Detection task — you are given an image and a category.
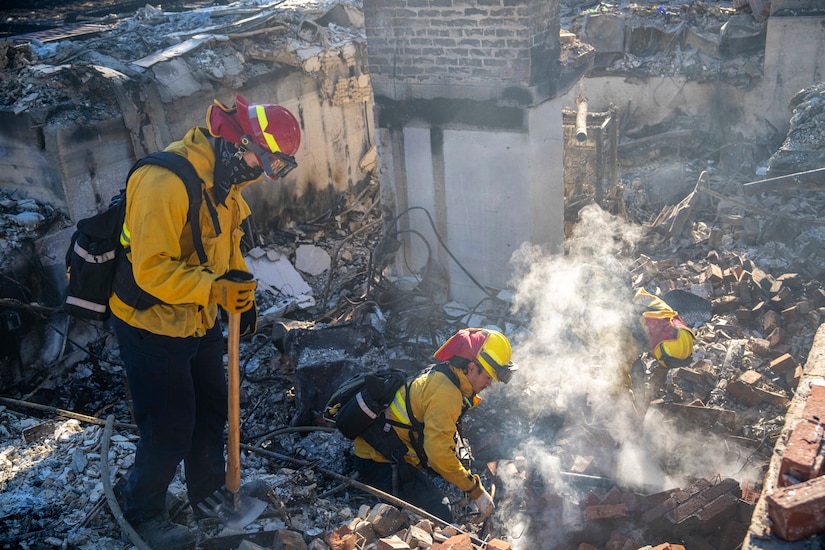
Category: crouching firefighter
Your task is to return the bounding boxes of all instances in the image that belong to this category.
[626,288,696,415]
[353,328,518,524]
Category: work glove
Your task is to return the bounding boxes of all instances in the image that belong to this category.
[209,270,256,313]
[472,485,495,521]
[240,299,258,336]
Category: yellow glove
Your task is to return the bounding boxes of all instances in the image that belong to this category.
[209,270,256,313]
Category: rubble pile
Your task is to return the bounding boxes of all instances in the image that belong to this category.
[0,0,366,118]
[766,82,825,177]
[561,0,764,83]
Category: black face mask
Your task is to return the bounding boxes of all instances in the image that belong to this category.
[213,138,263,205]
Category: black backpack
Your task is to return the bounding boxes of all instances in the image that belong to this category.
[323,368,408,440]
[63,152,212,321]
[324,364,465,467]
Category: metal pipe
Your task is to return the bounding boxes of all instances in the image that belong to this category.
[575,96,588,142]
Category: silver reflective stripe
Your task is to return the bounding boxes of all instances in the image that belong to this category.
[65,295,108,312]
[356,391,378,420]
[389,392,410,424]
[74,241,116,264]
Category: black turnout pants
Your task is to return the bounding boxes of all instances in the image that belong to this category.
[112,316,227,523]
[353,456,453,523]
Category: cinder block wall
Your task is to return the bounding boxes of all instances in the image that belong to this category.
[365,0,567,306]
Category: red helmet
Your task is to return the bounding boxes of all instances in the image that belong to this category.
[234,94,301,157]
[207,94,301,179]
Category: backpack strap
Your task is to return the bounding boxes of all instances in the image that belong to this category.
[129,151,218,264]
[388,362,467,470]
[114,152,219,310]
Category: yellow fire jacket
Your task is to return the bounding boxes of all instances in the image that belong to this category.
[353,365,484,498]
[109,127,252,337]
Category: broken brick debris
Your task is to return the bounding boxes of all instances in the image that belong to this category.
[766,475,825,541]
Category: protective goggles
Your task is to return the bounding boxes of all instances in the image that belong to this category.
[240,136,298,179]
[478,349,517,384]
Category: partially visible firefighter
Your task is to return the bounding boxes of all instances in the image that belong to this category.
[353,328,518,523]
[111,95,301,550]
[625,288,696,415]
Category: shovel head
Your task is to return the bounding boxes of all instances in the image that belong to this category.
[197,487,267,529]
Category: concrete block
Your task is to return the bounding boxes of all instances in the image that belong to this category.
[150,58,204,102]
[405,524,432,548]
[779,419,825,485]
[273,529,309,550]
[366,503,408,537]
[377,535,411,550]
[766,475,825,541]
[295,244,331,276]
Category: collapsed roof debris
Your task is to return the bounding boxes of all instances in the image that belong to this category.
[0,0,367,119]
[562,0,764,83]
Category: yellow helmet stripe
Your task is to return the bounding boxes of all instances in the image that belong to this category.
[254,105,281,153]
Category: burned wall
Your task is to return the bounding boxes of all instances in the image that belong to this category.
[0,1,377,272]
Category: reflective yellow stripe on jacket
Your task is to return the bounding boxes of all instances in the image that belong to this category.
[353,365,482,495]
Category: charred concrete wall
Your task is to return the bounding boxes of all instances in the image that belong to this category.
[0,44,376,261]
[365,0,566,305]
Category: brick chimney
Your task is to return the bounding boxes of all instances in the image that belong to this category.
[364,0,571,304]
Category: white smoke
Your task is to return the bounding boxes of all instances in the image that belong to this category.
[490,204,763,547]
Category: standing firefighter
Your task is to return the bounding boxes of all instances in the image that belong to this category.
[353,328,518,523]
[110,95,300,549]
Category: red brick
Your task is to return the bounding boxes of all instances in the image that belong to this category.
[641,496,679,523]
[695,492,738,533]
[486,539,511,550]
[571,455,595,474]
[767,326,786,347]
[778,419,825,485]
[766,475,825,541]
[726,379,763,406]
[672,479,712,503]
[585,503,628,520]
[761,309,782,334]
[781,304,799,322]
[752,385,789,407]
[431,533,472,550]
[698,477,740,502]
[666,496,707,523]
[768,353,797,375]
[802,384,825,423]
[786,366,802,390]
[600,486,623,505]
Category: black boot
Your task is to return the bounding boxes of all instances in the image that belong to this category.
[131,515,196,550]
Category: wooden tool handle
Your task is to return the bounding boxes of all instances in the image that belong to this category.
[226,312,241,494]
